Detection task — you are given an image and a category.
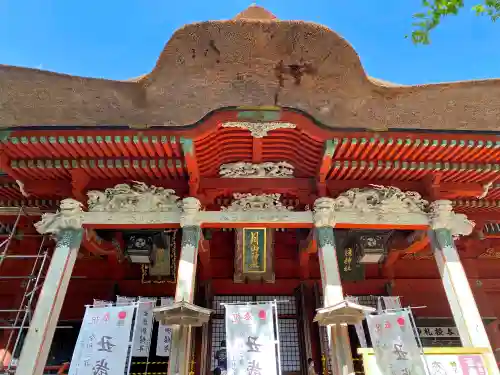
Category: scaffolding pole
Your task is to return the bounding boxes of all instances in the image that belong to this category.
[0,206,51,375]
[0,207,23,272]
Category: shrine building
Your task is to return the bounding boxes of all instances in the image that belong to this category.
[1,5,500,375]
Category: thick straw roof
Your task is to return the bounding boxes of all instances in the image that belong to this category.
[0,5,499,131]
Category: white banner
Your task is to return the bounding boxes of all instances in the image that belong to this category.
[382,296,401,310]
[366,309,426,375]
[132,297,156,357]
[225,303,278,375]
[69,304,136,375]
[116,296,136,306]
[93,299,113,307]
[377,296,401,312]
[156,297,174,357]
[346,296,367,348]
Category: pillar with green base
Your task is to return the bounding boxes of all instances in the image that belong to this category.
[168,197,202,375]
[313,197,354,375]
[430,200,500,375]
[15,199,84,375]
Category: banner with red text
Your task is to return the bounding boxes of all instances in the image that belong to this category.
[224,303,278,375]
[69,304,135,375]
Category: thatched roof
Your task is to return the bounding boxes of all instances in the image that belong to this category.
[1,5,499,131]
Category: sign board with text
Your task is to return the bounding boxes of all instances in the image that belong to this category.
[359,349,491,375]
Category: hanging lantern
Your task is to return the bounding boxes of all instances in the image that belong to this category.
[356,232,391,264]
[124,233,154,264]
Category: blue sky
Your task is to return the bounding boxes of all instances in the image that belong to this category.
[0,0,498,85]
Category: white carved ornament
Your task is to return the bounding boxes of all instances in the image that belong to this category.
[87,182,180,212]
[219,193,295,222]
[219,161,294,178]
[179,197,202,227]
[428,200,475,236]
[312,186,474,236]
[313,197,336,227]
[334,184,429,214]
[34,198,84,234]
[221,122,296,138]
[312,185,428,228]
[221,193,293,212]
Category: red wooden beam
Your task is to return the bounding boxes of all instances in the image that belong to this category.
[316,140,335,196]
[70,169,91,203]
[181,137,201,196]
[383,232,429,278]
[198,237,211,280]
[252,138,263,163]
[299,230,317,280]
[199,177,312,190]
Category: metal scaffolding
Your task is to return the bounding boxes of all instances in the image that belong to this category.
[0,207,49,375]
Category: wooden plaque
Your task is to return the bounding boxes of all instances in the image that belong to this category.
[234,228,275,283]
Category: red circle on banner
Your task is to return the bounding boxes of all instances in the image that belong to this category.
[397,317,405,326]
[258,310,266,320]
[118,311,127,319]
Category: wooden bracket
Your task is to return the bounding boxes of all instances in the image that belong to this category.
[383,231,429,278]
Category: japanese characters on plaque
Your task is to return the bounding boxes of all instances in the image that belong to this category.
[225,303,278,375]
[343,246,353,273]
[156,297,174,357]
[132,297,156,357]
[417,327,459,338]
[243,228,266,273]
[69,304,135,375]
[337,243,364,281]
[366,309,426,375]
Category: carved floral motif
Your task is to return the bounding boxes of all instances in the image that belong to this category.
[219,161,294,178]
[221,193,293,212]
[34,198,84,235]
[221,122,296,138]
[87,182,180,212]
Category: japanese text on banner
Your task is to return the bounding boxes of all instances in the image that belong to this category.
[132,297,156,357]
[225,303,278,375]
[69,304,135,375]
[156,297,174,357]
[366,309,426,375]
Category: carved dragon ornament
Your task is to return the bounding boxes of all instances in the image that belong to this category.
[312,185,474,236]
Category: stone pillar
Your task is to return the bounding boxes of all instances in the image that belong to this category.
[429,200,499,375]
[15,199,84,375]
[313,198,354,375]
[168,197,202,375]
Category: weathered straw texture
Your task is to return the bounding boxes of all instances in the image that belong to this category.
[1,9,500,131]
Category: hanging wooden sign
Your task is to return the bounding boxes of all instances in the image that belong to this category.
[234,228,275,283]
[337,243,365,281]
